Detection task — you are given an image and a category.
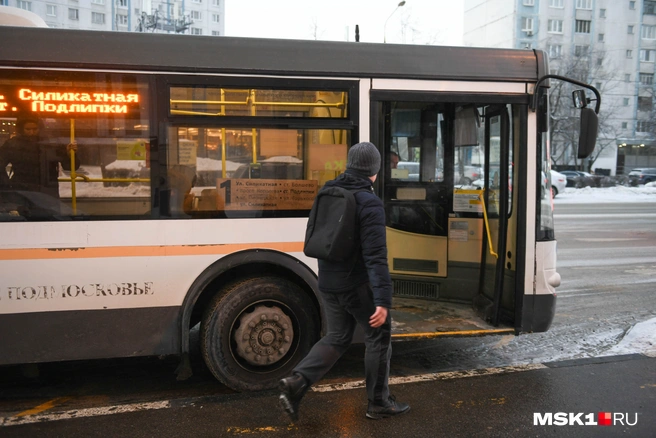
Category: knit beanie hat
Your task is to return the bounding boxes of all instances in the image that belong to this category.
[346,142,381,177]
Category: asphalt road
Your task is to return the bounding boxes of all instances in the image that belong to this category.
[1,355,654,437]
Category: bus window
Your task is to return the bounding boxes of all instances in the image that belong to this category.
[454,105,485,187]
[165,84,351,218]
[166,126,349,218]
[0,71,151,220]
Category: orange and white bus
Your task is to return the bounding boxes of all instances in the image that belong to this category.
[0,27,597,391]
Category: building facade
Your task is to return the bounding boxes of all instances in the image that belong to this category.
[1,0,225,36]
[465,0,656,175]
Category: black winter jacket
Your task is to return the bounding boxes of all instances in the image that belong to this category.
[317,170,393,308]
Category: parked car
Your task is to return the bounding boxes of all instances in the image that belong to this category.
[628,168,656,186]
[395,161,444,181]
[550,170,567,197]
[558,170,597,188]
[558,170,581,188]
[580,171,603,187]
[396,161,474,183]
[454,165,484,185]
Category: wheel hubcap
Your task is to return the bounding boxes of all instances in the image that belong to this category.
[234,305,294,366]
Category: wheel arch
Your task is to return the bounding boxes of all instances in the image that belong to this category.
[178,249,320,356]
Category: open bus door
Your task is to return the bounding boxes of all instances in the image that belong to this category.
[374,96,517,338]
[474,105,512,328]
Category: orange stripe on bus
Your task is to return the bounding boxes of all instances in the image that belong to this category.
[0,242,305,260]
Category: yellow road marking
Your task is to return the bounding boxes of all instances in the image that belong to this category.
[451,397,507,408]
[16,397,71,417]
[392,328,515,339]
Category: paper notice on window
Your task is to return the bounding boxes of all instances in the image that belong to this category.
[178,139,197,165]
[453,189,483,213]
[449,220,469,241]
[116,140,148,161]
[216,178,317,210]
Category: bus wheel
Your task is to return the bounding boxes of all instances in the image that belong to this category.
[200,276,319,392]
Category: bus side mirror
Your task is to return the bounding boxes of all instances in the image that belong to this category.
[572,89,587,108]
[577,107,598,159]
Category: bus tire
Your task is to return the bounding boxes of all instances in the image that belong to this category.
[200,276,320,392]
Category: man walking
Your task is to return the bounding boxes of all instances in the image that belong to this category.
[279,141,409,421]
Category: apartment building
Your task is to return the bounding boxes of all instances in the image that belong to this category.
[1,0,225,36]
[464,0,656,175]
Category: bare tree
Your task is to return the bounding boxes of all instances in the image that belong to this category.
[308,17,325,41]
[394,8,445,45]
[545,47,620,172]
[398,12,419,44]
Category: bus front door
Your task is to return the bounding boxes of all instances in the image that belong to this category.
[375,99,515,337]
[474,106,511,328]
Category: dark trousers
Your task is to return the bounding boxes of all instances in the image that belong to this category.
[293,282,392,403]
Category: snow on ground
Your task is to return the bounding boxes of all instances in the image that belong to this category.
[601,317,656,358]
[554,182,656,203]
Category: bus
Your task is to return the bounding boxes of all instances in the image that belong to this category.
[0,27,598,392]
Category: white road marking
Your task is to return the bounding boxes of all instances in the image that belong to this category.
[554,213,656,219]
[0,401,170,427]
[574,238,644,242]
[310,363,547,392]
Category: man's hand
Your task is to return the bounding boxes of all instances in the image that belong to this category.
[66,141,78,156]
[369,306,388,328]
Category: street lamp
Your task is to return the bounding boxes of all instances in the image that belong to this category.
[384,1,406,43]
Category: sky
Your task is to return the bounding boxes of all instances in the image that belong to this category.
[224,0,465,46]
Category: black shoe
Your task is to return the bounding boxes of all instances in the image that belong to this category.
[366,395,410,420]
[278,373,307,421]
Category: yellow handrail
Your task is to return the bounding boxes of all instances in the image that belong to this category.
[478,190,498,259]
[170,99,345,108]
[58,175,150,183]
[58,174,150,215]
[69,119,77,214]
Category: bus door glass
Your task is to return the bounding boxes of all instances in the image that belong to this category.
[476,105,512,327]
[377,98,516,332]
[384,102,449,285]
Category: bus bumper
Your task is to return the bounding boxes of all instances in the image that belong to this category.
[521,293,557,333]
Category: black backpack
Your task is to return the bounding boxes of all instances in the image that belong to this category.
[303,186,364,262]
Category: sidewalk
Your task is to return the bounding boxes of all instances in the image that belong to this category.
[2,354,654,437]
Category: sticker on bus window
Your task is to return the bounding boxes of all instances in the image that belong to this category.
[449,220,469,241]
[216,178,317,211]
[116,140,148,161]
[453,189,483,213]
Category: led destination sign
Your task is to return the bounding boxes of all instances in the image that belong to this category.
[0,88,140,115]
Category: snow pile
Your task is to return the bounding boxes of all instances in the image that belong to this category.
[601,317,656,358]
[196,157,241,172]
[554,183,656,204]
